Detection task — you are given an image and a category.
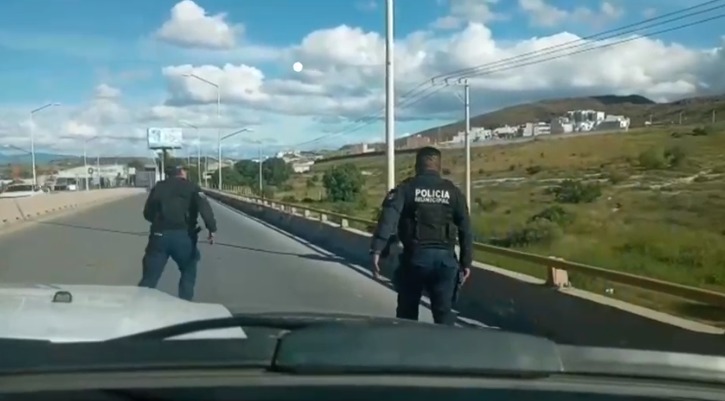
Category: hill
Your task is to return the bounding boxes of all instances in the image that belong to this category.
[0,152,74,165]
[277,125,725,326]
[362,93,725,148]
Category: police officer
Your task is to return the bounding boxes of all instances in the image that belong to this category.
[369,146,473,325]
[139,163,217,301]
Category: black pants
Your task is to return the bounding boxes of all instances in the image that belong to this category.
[394,248,460,325]
[139,229,200,301]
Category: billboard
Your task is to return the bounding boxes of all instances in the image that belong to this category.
[147,127,183,149]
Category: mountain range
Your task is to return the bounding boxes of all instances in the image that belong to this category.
[397,93,725,146]
[0,152,75,165]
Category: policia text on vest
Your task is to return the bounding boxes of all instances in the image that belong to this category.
[414,188,451,204]
[369,146,474,326]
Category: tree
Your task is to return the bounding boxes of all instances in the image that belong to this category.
[322,163,364,202]
[209,166,247,188]
[262,157,293,186]
[228,157,294,190]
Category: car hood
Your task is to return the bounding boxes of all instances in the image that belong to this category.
[0,284,247,343]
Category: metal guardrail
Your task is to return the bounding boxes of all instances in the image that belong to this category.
[210,187,725,308]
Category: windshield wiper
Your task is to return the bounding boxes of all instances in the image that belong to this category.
[109,312,422,341]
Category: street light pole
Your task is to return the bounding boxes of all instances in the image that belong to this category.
[83,140,88,191]
[183,73,221,189]
[96,154,101,189]
[219,128,253,159]
[385,0,395,191]
[463,80,471,210]
[82,136,99,191]
[216,90,221,190]
[444,78,472,211]
[258,146,263,196]
[29,103,60,187]
[180,121,202,185]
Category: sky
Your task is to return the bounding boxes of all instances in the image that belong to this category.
[0,0,723,159]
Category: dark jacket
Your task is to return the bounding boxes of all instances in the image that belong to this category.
[143,176,217,233]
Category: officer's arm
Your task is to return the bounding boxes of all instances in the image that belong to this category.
[193,187,218,233]
[452,187,473,267]
[142,185,159,223]
[370,185,406,254]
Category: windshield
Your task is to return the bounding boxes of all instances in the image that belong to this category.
[1,0,725,378]
[3,185,34,192]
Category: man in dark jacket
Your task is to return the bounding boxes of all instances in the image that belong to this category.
[139,163,217,301]
[369,146,473,325]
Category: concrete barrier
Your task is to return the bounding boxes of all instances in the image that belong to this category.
[205,189,725,356]
[0,188,145,230]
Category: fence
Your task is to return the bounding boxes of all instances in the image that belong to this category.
[214,186,725,308]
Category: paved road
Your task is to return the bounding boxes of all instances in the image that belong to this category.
[0,195,434,321]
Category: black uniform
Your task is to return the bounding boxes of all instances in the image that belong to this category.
[370,170,473,325]
[139,166,217,301]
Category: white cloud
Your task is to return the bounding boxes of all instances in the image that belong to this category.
[518,0,624,28]
[94,83,122,100]
[432,0,505,30]
[159,22,724,135]
[156,0,241,50]
[3,0,725,156]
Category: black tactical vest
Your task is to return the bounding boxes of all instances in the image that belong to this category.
[399,177,457,250]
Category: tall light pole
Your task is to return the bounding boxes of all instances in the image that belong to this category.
[29,103,60,187]
[385,0,395,191]
[82,136,99,191]
[183,73,221,188]
[180,120,202,185]
[219,128,253,190]
[444,78,472,211]
[242,138,276,196]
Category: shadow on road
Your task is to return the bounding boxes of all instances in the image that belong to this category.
[37,222,355,264]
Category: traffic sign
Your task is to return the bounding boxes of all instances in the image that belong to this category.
[88,167,94,174]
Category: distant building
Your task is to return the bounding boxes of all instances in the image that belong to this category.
[403,134,431,149]
[345,143,374,155]
[551,117,574,134]
[521,122,551,137]
[492,125,518,139]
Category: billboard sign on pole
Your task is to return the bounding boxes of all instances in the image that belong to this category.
[147,127,183,150]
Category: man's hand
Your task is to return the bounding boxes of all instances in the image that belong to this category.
[460,267,471,286]
[371,252,381,280]
[208,231,215,245]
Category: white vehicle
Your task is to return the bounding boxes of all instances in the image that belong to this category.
[0,284,247,342]
[0,183,44,199]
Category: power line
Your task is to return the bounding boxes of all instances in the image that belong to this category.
[331,2,725,144]
[295,0,725,148]
[398,7,725,114]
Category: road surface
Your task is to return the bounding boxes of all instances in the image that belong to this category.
[0,194,434,321]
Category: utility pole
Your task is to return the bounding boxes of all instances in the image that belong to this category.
[258,147,263,196]
[444,78,471,211]
[463,80,471,210]
[384,0,395,191]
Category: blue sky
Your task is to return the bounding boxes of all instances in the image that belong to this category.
[0,0,723,158]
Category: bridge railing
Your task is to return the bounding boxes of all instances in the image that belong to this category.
[213,185,725,308]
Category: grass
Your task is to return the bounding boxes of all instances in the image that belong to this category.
[262,125,725,327]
